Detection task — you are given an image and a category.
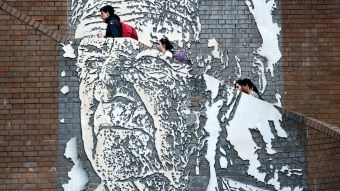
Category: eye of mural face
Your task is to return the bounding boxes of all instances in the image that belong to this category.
[86,58,104,72]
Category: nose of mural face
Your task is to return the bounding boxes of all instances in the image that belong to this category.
[77,38,202,190]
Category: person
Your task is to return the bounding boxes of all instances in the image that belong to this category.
[234,79,243,91]
[98,5,122,38]
[234,78,263,100]
[156,37,192,66]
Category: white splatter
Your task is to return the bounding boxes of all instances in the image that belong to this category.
[235,55,242,78]
[60,119,65,123]
[246,0,281,76]
[61,71,66,77]
[274,93,282,107]
[61,42,76,59]
[60,86,70,94]
[62,137,89,191]
[203,74,224,191]
[208,38,221,59]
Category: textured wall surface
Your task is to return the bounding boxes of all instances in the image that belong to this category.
[281,0,340,126]
[0,0,339,190]
[0,0,67,190]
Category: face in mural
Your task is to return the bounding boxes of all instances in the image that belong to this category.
[69,0,307,190]
[77,38,202,190]
[72,0,201,47]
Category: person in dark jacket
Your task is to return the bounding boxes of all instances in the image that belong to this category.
[98,5,122,38]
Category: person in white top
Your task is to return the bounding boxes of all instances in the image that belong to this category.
[234,78,263,100]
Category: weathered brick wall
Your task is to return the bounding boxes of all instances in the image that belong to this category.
[305,120,340,190]
[281,0,340,126]
[0,0,67,190]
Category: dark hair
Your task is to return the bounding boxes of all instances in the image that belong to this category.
[234,79,243,88]
[159,37,174,51]
[236,78,263,100]
[100,5,115,16]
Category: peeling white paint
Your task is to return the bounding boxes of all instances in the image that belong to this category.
[275,92,282,107]
[60,86,70,94]
[235,55,242,78]
[203,74,224,191]
[246,0,281,76]
[226,93,287,182]
[208,38,221,59]
[61,42,76,59]
[62,137,89,191]
[61,71,66,77]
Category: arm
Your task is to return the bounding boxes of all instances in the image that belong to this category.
[106,20,121,38]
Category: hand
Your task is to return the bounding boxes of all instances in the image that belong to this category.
[97,32,104,38]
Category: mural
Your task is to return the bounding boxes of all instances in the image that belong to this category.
[60,0,307,190]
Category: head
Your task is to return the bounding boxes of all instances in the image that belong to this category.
[234,80,243,91]
[76,38,201,190]
[157,38,174,53]
[100,5,115,21]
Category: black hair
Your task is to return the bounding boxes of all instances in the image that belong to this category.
[234,79,243,88]
[100,5,115,16]
[159,37,174,51]
[236,78,263,100]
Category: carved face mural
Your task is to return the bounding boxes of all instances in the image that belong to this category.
[63,0,308,190]
[77,38,202,190]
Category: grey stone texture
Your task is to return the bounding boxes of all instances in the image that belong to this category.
[57,0,305,190]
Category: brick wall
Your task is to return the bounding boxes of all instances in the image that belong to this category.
[305,120,340,190]
[278,108,340,191]
[281,0,340,126]
[0,0,67,190]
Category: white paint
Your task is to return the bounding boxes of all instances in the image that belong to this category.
[60,119,65,123]
[60,86,70,94]
[219,156,228,169]
[254,57,267,93]
[62,137,89,191]
[208,38,221,59]
[267,169,303,191]
[226,93,287,182]
[246,0,281,76]
[235,55,242,78]
[222,178,270,191]
[280,165,303,177]
[203,74,224,191]
[61,71,66,77]
[274,93,282,107]
[61,42,76,59]
[204,74,220,100]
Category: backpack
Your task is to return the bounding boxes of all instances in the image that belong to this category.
[120,21,138,41]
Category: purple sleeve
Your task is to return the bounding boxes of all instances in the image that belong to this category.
[172,51,191,65]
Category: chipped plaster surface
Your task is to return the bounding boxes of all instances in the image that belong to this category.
[59,0,306,190]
